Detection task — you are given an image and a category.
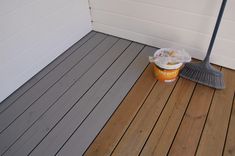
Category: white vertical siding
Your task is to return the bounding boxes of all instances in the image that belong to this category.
[0,0,92,102]
[90,0,235,69]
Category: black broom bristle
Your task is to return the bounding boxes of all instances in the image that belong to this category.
[180,62,225,89]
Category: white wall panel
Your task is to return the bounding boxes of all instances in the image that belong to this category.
[90,0,235,69]
[0,0,91,102]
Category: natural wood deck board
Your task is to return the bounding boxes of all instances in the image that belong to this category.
[224,95,235,156]
[111,78,177,155]
[196,68,235,156]
[87,64,235,156]
[0,31,234,156]
[168,84,214,156]
[140,78,196,156]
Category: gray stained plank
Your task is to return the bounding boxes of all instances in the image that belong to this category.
[57,46,156,156]
[0,35,118,154]
[0,33,106,133]
[4,39,132,156]
[28,41,139,156]
[0,31,96,113]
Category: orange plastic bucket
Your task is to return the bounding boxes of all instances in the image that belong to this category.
[152,63,180,82]
[150,48,186,82]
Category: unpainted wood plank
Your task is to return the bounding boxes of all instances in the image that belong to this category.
[0,33,106,133]
[4,39,132,156]
[110,80,177,156]
[56,46,156,156]
[84,64,157,156]
[139,78,196,156]
[0,31,96,113]
[224,94,235,156]
[196,68,235,156]
[168,84,214,156]
[0,35,118,155]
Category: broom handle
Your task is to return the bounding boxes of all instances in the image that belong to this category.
[204,0,227,62]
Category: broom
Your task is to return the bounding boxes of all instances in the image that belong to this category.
[180,0,227,89]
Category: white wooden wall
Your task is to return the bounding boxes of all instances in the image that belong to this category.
[0,0,91,102]
[90,0,235,69]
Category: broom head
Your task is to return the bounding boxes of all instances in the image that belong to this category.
[180,61,225,89]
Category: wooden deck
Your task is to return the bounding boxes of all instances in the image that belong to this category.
[0,31,234,156]
[85,65,235,155]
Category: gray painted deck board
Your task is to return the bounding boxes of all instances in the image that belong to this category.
[0,33,106,133]
[29,42,142,156]
[0,32,157,156]
[57,46,156,156]
[0,31,96,113]
[0,35,118,154]
[5,39,133,156]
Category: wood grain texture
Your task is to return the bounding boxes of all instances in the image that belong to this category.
[111,80,177,156]
[140,78,196,156]
[196,68,235,156]
[84,64,156,156]
[168,84,214,156]
[224,94,235,156]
